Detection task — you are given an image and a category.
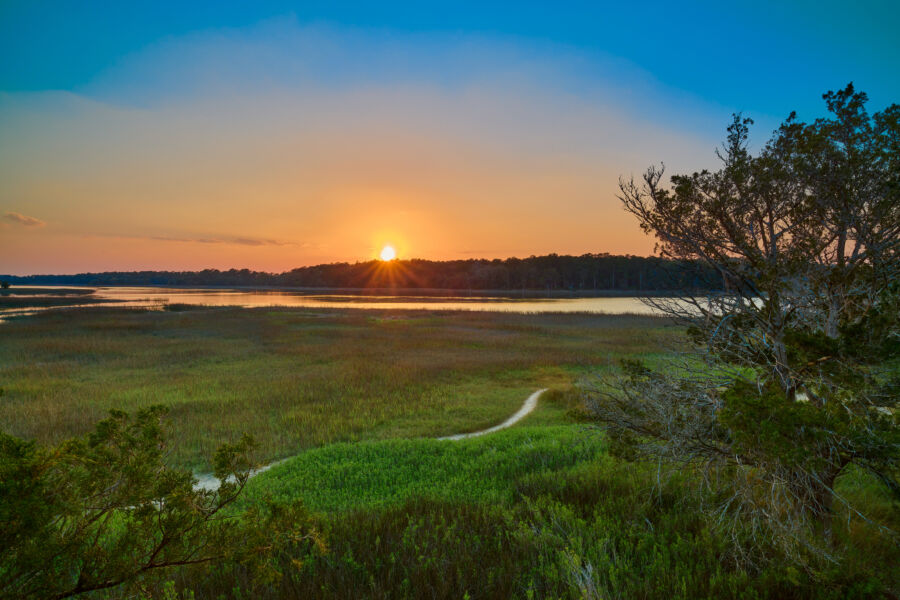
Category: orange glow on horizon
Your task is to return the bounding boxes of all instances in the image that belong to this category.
[0,75,682,275]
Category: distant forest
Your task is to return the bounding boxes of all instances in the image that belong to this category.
[2,254,722,293]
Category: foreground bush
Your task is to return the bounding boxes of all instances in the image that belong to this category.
[0,407,319,599]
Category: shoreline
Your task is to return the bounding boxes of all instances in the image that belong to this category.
[1,283,682,299]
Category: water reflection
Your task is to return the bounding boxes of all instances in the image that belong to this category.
[1,285,665,320]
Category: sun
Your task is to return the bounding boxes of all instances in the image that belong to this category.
[379,245,397,261]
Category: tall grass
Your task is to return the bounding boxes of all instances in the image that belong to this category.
[157,424,897,599]
[0,306,677,468]
[4,305,896,598]
[239,425,605,512]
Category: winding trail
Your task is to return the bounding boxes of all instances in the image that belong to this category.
[436,388,547,440]
[193,388,547,492]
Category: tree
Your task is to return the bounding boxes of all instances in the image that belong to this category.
[588,84,900,564]
[0,406,321,599]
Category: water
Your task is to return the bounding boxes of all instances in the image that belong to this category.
[1,285,664,319]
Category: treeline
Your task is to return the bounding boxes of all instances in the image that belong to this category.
[2,253,722,292]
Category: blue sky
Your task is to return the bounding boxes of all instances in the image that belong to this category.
[3,0,898,118]
[1,1,898,274]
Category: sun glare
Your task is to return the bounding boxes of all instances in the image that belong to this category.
[379,245,397,261]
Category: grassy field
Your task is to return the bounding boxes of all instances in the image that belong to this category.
[239,417,601,513]
[3,305,898,598]
[0,305,677,469]
[177,400,899,599]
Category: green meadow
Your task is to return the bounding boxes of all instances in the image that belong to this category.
[198,397,898,599]
[0,306,675,470]
[2,306,897,598]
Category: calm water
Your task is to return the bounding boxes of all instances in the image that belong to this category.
[1,285,664,319]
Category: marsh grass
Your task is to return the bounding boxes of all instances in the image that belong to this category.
[4,306,896,598]
[162,423,898,599]
[0,306,676,469]
[211,392,896,599]
[239,425,605,513]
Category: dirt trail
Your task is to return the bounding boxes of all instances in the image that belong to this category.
[193,388,547,492]
[436,388,546,440]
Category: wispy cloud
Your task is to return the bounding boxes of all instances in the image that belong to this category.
[2,212,45,227]
[148,235,299,247]
[86,232,307,248]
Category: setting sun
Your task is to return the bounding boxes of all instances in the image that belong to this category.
[379,245,397,261]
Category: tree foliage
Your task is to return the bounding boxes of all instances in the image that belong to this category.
[3,254,719,293]
[0,406,321,599]
[589,84,900,564]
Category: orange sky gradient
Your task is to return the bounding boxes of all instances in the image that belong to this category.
[0,21,724,275]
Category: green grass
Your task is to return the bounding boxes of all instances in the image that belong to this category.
[177,428,898,600]
[3,305,898,598]
[240,425,604,513]
[217,386,897,599]
[0,306,677,469]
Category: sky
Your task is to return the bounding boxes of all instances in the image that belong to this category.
[1,1,898,275]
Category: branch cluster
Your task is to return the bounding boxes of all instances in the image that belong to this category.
[0,407,322,599]
[590,84,900,565]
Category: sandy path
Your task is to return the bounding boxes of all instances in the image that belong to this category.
[436,388,547,440]
[193,388,547,492]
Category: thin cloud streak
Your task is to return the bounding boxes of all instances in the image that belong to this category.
[81,232,307,248]
[148,235,300,247]
[2,212,45,227]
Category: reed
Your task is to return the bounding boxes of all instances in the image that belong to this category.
[0,306,677,469]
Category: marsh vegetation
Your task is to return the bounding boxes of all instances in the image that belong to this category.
[0,306,675,470]
[2,305,897,598]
